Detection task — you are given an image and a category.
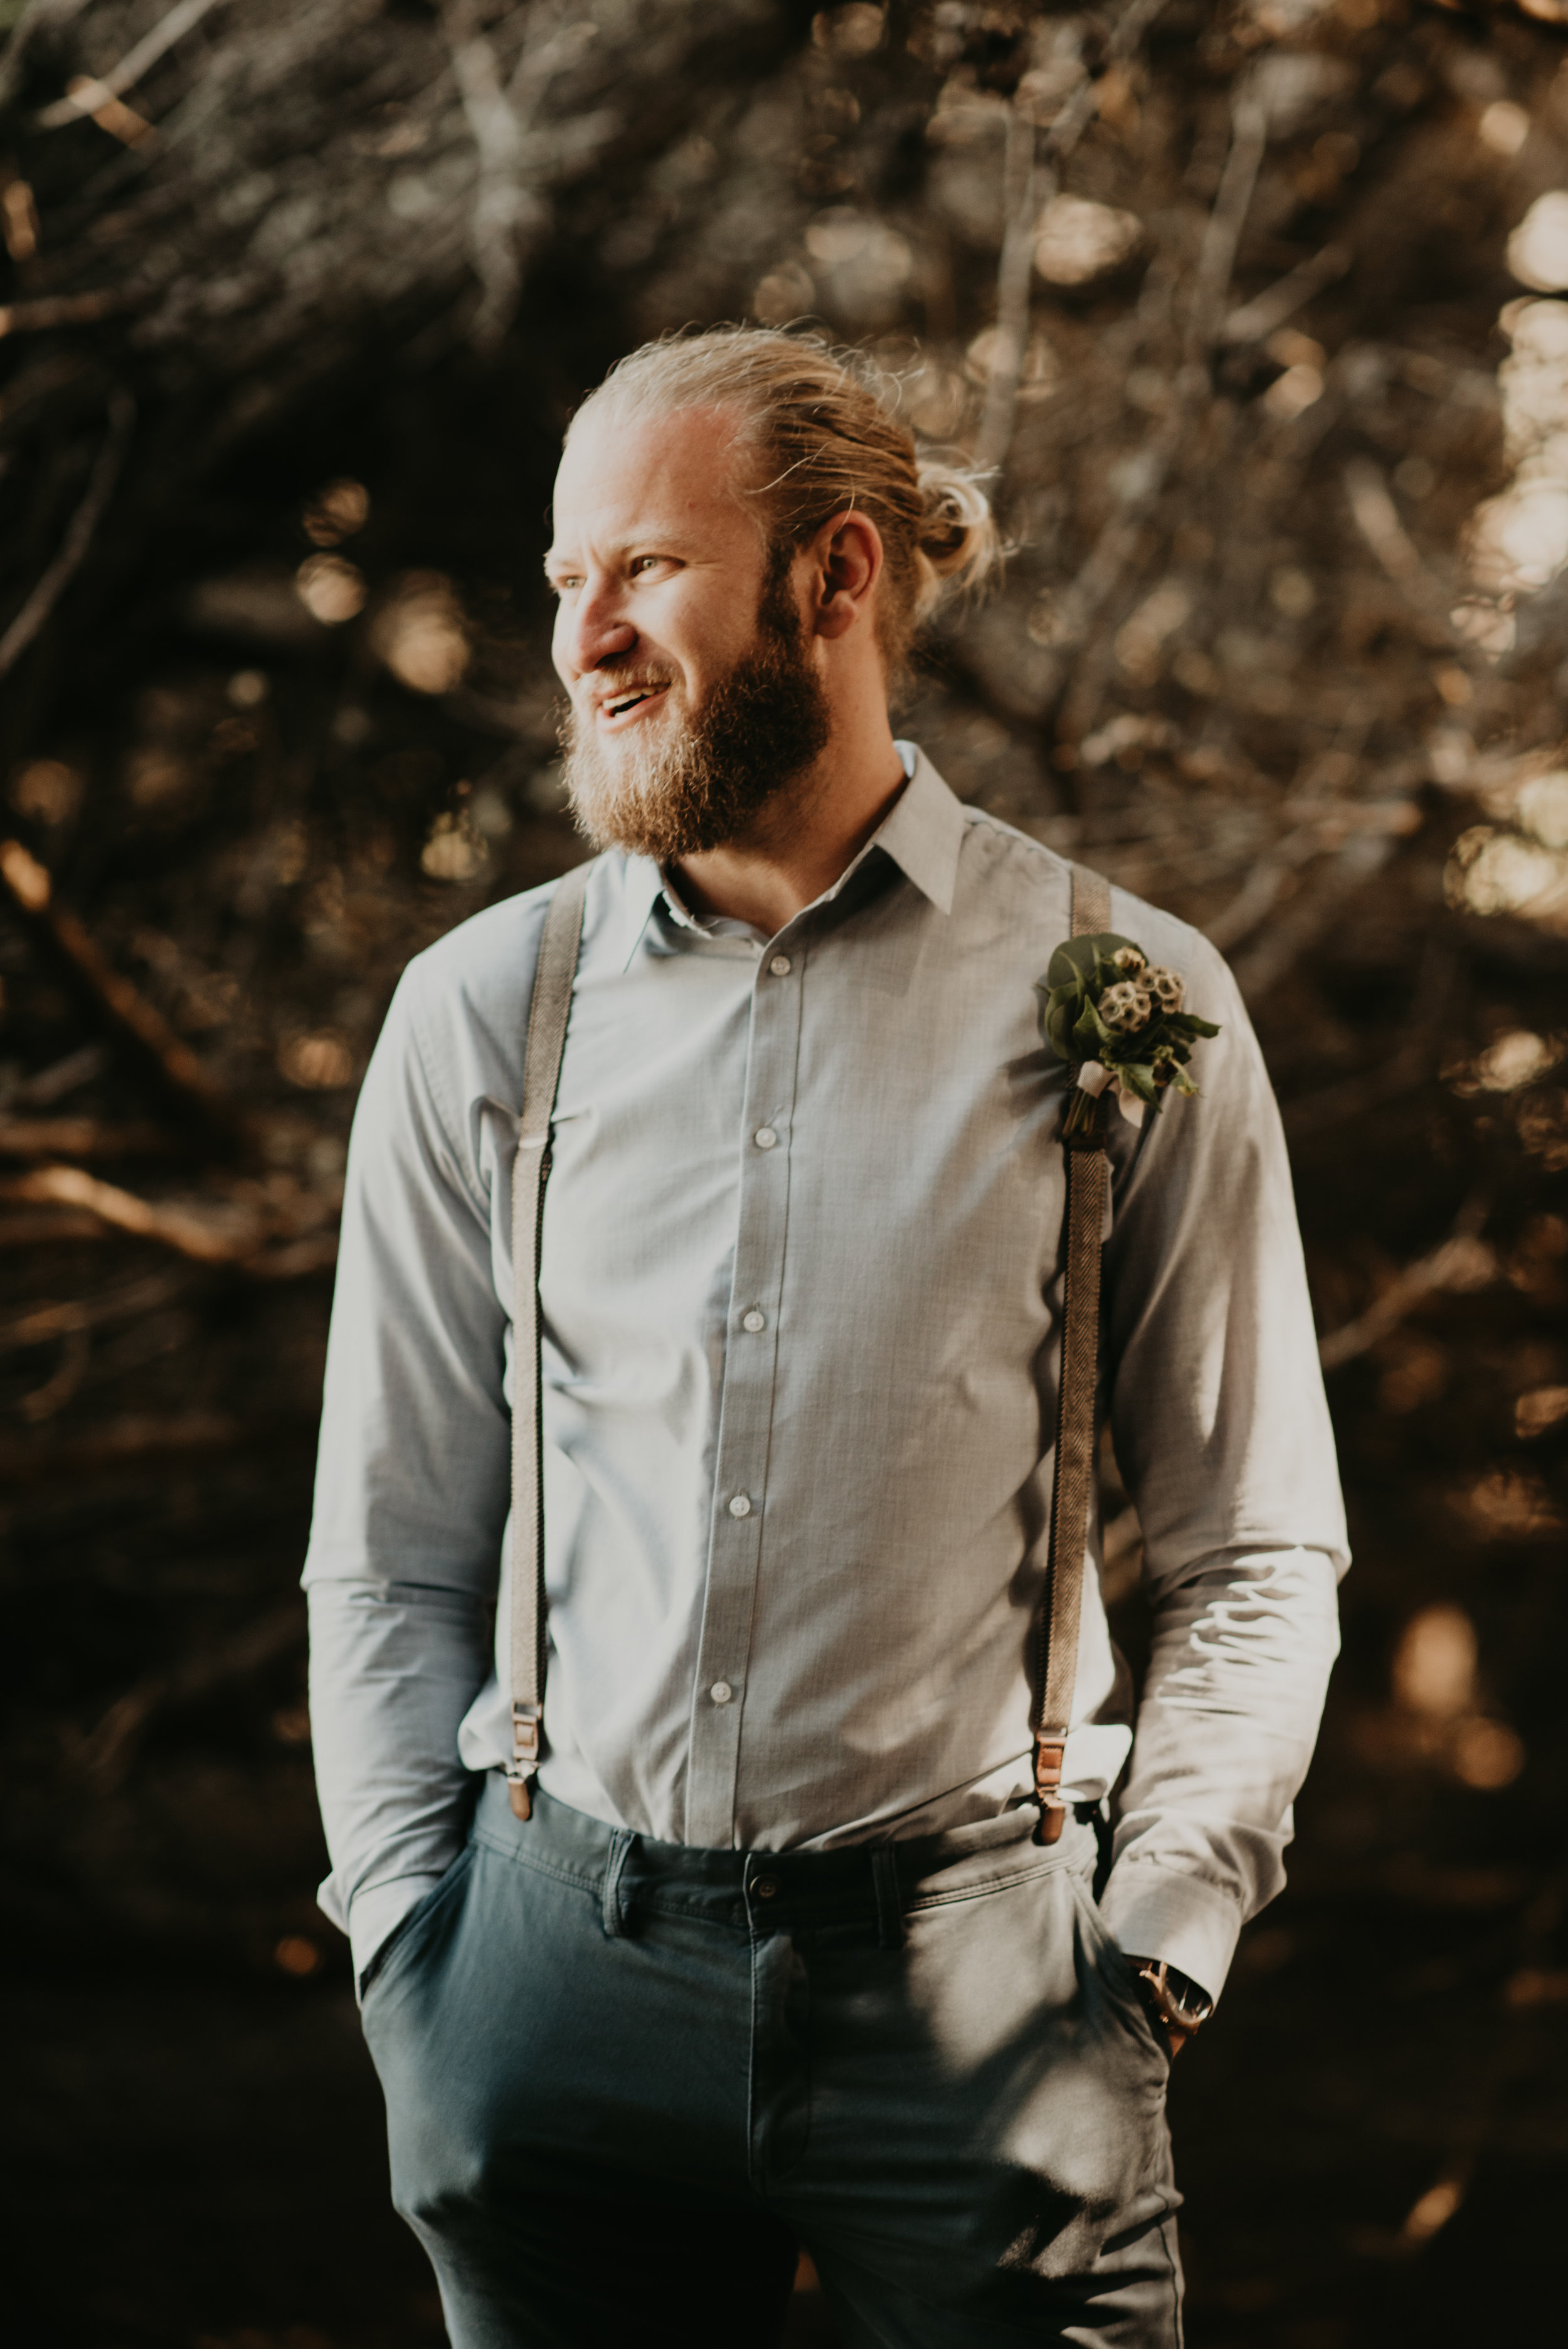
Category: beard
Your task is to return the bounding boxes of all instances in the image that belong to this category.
[560,562,833,861]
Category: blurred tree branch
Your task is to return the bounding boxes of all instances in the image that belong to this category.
[0,386,132,676]
[1318,1194,1492,1372]
[81,1595,304,1789]
[975,0,1172,479]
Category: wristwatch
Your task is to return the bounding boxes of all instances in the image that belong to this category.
[1124,1956,1213,2057]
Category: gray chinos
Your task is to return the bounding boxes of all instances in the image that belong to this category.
[361,1779,1184,2348]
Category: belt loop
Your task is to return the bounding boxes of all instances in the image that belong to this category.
[601,1828,633,1939]
[871,1848,904,1950]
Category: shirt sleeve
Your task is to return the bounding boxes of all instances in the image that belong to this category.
[302,954,512,1985]
[1096,1547,1340,2002]
[1102,931,1348,1584]
[1096,928,1348,1998]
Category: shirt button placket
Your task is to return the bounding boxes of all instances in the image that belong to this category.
[686,941,802,1849]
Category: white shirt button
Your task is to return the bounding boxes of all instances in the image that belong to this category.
[769,955,792,977]
[728,1493,752,1518]
[741,1308,766,1334]
[709,1680,734,1705]
[754,1126,778,1150]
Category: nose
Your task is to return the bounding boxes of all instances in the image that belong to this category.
[556,570,637,682]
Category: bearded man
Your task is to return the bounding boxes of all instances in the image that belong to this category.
[305,328,1345,2349]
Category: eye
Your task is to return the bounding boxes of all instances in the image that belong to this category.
[630,555,667,577]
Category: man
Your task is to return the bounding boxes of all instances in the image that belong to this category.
[306,328,1345,2348]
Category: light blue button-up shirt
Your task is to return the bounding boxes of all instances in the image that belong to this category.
[305,748,1346,1996]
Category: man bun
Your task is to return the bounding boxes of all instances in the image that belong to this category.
[913,459,1002,622]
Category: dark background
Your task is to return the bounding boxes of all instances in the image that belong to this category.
[3,3,1567,2341]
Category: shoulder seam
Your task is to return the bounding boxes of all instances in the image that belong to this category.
[958,805,1207,969]
[958,802,1073,873]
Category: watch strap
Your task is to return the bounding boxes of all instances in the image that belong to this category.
[1131,1956,1212,2055]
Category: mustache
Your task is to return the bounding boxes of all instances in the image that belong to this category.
[578,667,674,708]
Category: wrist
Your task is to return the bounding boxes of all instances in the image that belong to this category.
[1123,1953,1213,2056]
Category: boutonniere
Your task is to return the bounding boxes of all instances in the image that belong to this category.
[1034,934,1221,1137]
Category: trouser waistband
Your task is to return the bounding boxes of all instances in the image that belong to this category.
[472,1773,1096,1947]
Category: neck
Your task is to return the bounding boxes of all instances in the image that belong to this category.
[673,709,908,936]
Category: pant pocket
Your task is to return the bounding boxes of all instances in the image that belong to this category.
[358,1841,477,2005]
[1067,1869,1172,2076]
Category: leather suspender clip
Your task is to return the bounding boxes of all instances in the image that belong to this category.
[1032,1734,1067,1845]
[507,1703,542,1820]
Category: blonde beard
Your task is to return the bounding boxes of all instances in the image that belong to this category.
[564,695,729,864]
[561,585,832,861]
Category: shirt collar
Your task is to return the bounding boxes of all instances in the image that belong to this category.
[606,738,965,970]
[872,741,963,916]
[607,854,669,972]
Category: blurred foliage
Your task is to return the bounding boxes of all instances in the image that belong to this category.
[3,3,1568,2343]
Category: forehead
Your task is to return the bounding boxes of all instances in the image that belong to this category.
[549,401,759,554]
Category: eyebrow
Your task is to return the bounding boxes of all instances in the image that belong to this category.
[543,516,705,575]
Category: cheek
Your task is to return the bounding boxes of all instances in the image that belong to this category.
[662,586,751,686]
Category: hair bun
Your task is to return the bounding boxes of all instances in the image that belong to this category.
[913,459,1002,619]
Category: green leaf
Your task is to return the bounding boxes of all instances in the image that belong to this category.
[1044,932,1143,990]
[1035,977,1085,1061]
[1078,997,1115,1050]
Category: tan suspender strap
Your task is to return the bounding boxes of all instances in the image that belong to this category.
[506,859,592,1821]
[1032,861,1112,1845]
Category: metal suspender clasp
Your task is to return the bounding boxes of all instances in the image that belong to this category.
[507,1702,541,1820]
[1032,1734,1067,1845]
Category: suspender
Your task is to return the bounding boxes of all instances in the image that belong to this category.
[1030,862,1111,1843]
[505,859,591,1820]
[503,856,1112,1842]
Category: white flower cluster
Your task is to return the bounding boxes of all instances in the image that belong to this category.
[1101,945,1184,1032]
[1101,979,1152,1032]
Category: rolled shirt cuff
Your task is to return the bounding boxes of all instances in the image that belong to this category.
[1097,1859,1244,2007]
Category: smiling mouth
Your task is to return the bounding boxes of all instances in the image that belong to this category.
[600,683,669,721]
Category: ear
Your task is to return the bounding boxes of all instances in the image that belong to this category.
[807,510,884,642]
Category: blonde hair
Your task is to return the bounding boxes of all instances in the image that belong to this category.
[569,326,1001,686]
